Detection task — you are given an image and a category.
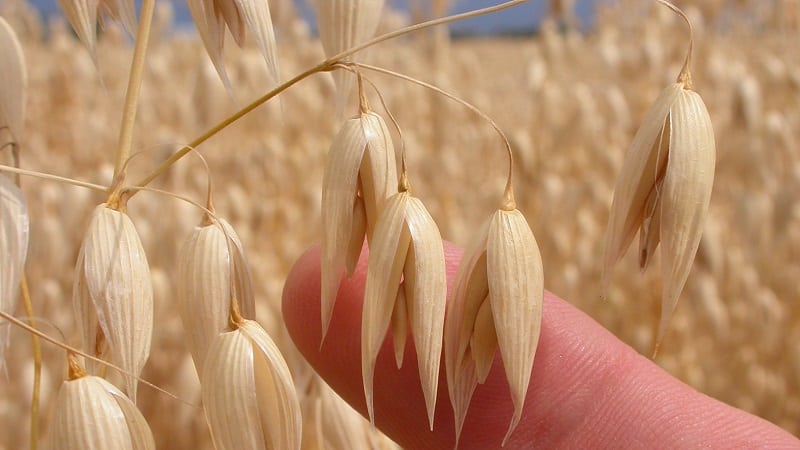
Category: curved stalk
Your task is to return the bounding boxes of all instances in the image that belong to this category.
[354,62,516,210]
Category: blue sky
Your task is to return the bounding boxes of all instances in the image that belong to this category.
[28,0,599,34]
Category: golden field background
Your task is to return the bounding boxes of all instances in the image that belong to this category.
[0,0,798,448]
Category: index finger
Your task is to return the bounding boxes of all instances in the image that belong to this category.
[282,243,798,449]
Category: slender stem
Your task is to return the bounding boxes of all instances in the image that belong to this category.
[131,63,330,192]
[331,0,530,65]
[0,165,108,192]
[130,0,529,192]
[20,276,39,450]
[0,311,188,404]
[657,0,693,88]
[354,62,516,209]
[113,0,157,181]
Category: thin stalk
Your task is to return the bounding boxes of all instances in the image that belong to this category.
[355,62,516,210]
[132,63,330,191]
[0,311,189,404]
[131,0,530,192]
[20,275,40,450]
[112,0,157,183]
[656,0,693,88]
[0,165,108,192]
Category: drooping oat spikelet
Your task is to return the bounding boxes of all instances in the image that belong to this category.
[44,358,155,450]
[362,184,446,430]
[444,207,544,444]
[321,111,397,341]
[56,0,136,60]
[602,80,716,351]
[316,0,385,112]
[188,0,280,93]
[177,216,255,377]
[234,0,280,84]
[99,0,138,37]
[0,175,29,373]
[202,319,302,450]
[73,204,153,401]
[0,17,27,145]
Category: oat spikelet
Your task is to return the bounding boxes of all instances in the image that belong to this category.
[316,0,385,112]
[0,175,29,373]
[188,0,281,93]
[361,188,446,430]
[0,17,27,145]
[321,111,397,342]
[202,320,302,450]
[177,217,256,378]
[73,204,153,402]
[45,360,155,450]
[444,208,543,445]
[56,0,140,59]
[234,0,280,84]
[602,81,716,351]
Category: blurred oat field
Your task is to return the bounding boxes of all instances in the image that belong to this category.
[0,0,798,448]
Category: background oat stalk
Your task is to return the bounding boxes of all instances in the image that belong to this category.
[110,0,156,199]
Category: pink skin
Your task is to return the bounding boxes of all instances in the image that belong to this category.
[282,243,799,449]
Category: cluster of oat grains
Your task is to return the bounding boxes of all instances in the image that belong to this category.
[0,0,797,448]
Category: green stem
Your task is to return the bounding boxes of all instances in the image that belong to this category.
[112,0,157,182]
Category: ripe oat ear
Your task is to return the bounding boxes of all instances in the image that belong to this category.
[0,17,27,146]
[202,320,302,450]
[235,0,281,84]
[445,208,543,444]
[187,0,234,94]
[316,0,385,113]
[74,204,153,402]
[360,188,446,429]
[176,217,255,378]
[0,175,29,373]
[57,0,101,58]
[45,373,155,450]
[656,88,715,351]
[321,111,398,343]
[100,0,138,37]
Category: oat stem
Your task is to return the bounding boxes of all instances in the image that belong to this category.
[131,0,529,192]
[20,275,40,450]
[354,62,516,209]
[656,0,694,88]
[112,0,156,182]
[0,164,108,192]
[0,310,189,404]
[132,63,328,192]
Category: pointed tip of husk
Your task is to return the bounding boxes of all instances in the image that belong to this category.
[501,410,524,447]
